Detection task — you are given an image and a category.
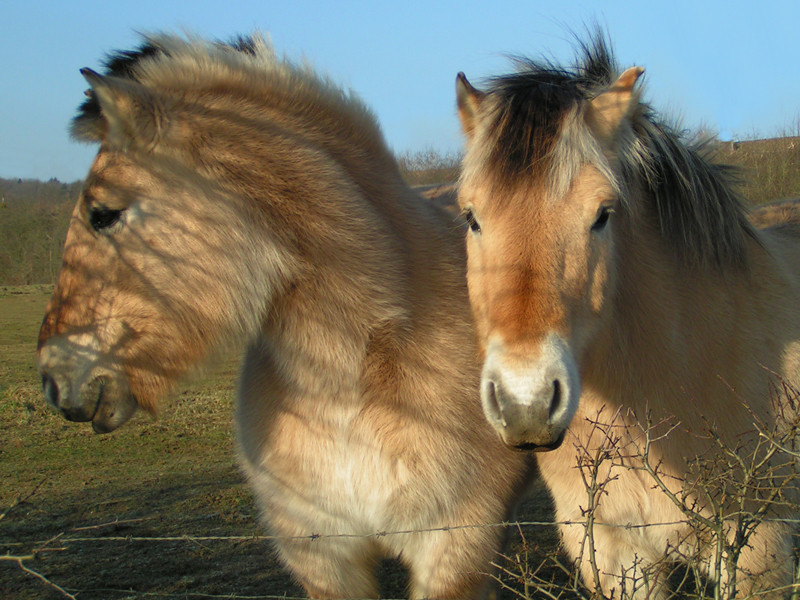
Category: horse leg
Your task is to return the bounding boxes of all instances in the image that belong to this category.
[240,460,381,598]
[404,527,501,600]
[273,536,381,599]
[559,519,670,600]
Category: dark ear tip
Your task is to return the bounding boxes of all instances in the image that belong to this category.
[80,68,102,84]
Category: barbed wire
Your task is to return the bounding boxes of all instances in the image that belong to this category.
[0,518,693,551]
[15,588,391,600]
[7,410,800,600]
[8,514,800,551]
[7,506,800,599]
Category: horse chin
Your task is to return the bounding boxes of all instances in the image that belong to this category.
[512,431,566,453]
[91,390,139,433]
[497,428,566,453]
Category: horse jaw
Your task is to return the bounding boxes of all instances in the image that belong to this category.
[90,383,139,433]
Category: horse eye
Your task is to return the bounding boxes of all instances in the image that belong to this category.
[463,208,481,234]
[89,206,124,234]
[591,206,614,232]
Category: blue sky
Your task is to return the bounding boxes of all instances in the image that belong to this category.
[2,0,799,182]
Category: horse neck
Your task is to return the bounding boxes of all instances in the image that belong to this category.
[256,168,471,400]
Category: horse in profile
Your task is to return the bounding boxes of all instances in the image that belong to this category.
[456,37,800,598]
[36,33,535,599]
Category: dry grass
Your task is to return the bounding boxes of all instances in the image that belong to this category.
[716,136,800,206]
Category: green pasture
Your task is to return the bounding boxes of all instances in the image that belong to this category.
[0,286,304,599]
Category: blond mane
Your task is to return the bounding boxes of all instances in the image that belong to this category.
[72,34,400,187]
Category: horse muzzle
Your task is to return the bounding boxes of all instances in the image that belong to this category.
[480,333,580,451]
[38,338,138,433]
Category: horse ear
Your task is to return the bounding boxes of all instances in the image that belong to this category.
[456,72,485,139]
[79,68,164,151]
[586,66,644,143]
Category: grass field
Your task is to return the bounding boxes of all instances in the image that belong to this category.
[0,285,306,599]
[0,286,559,600]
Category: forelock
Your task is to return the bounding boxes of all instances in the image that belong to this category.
[462,35,621,202]
[548,105,622,200]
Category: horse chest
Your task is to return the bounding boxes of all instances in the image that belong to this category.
[242,397,412,522]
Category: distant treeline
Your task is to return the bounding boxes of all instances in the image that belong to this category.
[1,177,83,206]
[2,138,800,286]
[396,148,461,187]
[1,177,80,286]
